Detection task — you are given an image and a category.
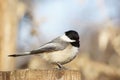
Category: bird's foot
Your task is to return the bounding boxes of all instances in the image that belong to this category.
[56,63,68,70]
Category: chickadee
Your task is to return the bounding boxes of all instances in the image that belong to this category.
[9,30,80,69]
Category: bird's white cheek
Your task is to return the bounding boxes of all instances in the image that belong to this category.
[60,34,75,42]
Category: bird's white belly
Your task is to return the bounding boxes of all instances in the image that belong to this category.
[42,45,79,64]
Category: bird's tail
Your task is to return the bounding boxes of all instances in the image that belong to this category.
[8,52,31,57]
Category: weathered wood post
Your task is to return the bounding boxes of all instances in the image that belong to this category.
[0,70,81,80]
[0,0,18,71]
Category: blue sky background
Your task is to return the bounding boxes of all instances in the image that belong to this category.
[18,0,120,51]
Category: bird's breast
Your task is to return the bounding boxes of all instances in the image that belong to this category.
[42,45,79,64]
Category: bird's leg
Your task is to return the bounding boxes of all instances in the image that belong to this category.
[56,63,67,69]
[56,63,63,69]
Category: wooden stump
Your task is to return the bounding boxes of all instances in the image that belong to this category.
[0,69,81,80]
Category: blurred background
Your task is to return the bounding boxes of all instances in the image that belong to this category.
[0,0,120,80]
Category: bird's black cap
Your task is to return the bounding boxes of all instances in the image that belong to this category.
[65,30,79,41]
[65,30,80,47]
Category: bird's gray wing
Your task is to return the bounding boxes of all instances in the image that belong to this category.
[8,39,69,57]
[30,42,68,54]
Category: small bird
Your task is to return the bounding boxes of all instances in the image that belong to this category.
[9,30,80,69]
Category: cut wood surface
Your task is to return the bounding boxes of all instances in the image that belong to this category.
[0,69,81,80]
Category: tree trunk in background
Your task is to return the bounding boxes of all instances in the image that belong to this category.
[0,0,18,71]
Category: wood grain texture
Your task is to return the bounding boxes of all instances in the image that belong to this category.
[0,69,81,80]
[0,71,10,80]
